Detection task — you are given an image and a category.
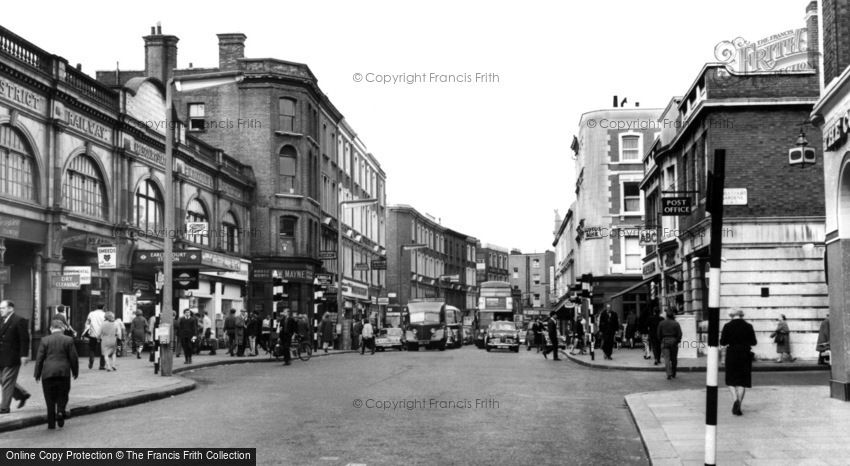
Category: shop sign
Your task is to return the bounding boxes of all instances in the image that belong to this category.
[370,259,387,270]
[175,160,214,189]
[98,246,117,269]
[643,260,657,277]
[52,274,80,290]
[662,197,691,215]
[377,297,389,305]
[316,273,333,286]
[63,266,91,285]
[319,251,336,260]
[826,108,850,151]
[63,107,110,142]
[639,229,657,246]
[354,262,370,271]
[342,279,369,300]
[0,217,21,237]
[0,265,10,284]
[581,226,605,240]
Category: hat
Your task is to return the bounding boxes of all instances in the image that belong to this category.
[728,309,744,318]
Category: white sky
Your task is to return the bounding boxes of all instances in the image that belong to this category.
[3,0,810,252]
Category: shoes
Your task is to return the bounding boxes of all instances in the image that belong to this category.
[99,367,106,371]
[0,408,9,414]
[88,360,93,369]
[137,354,141,359]
[17,393,30,409]
[667,375,672,380]
[654,361,660,365]
[47,425,55,430]
[733,400,743,416]
[57,410,65,428]
[543,351,548,359]
[283,361,291,366]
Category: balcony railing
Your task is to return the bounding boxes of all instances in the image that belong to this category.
[0,26,52,74]
[64,66,119,109]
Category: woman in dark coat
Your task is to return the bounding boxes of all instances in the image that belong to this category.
[720,309,757,416]
[318,314,335,353]
[771,314,794,362]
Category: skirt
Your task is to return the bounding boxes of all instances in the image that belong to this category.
[725,346,753,388]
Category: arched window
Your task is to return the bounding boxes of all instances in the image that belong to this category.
[134,179,163,233]
[185,198,209,246]
[223,211,240,253]
[0,125,36,201]
[63,154,106,219]
[279,145,297,193]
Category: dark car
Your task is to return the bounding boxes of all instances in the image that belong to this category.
[375,328,405,351]
[485,321,520,353]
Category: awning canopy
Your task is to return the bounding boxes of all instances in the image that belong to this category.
[609,276,655,300]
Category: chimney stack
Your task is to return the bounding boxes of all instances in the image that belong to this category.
[217,33,247,71]
[806,1,820,72]
[612,95,618,108]
[143,24,179,85]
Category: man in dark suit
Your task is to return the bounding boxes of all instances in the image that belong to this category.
[542,311,561,360]
[278,308,296,366]
[177,309,198,364]
[0,300,31,414]
[599,304,619,360]
[34,319,79,429]
[224,309,237,356]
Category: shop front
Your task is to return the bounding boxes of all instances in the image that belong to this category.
[0,215,48,351]
[250,260,317,323]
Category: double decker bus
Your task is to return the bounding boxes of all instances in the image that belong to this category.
[474,281,518,348]
[403,301,460,351]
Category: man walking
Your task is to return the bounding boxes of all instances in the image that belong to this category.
[352,319,363,353]
[83,304,106,370]
[658,310,683,380]
[33,319,78,429]
[318,314,334,353]
[224,309,237,356]
[599,304,619,360]
[177,309,198,364]
[647,307,664,365]
[542,311,560,360]
[360,319,375,355]
[235,310,247,357]
[0,301,31,414]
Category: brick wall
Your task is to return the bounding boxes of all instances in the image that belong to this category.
[823,0,850,83]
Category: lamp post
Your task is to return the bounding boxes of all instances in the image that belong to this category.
[398,243,427,306]
[336,198,378,350]
[161,71,242,376]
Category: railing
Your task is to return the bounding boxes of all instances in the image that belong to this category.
[64,67,119,109]
[0,26,52,74]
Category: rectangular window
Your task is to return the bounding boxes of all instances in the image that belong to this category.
[623,181,641,213]
[533,274,541,285]
[532,259,540,268]
[625,237,641,270]
[278,216,297,256]
[279,98,296,132]
[188,104,205,131]
[621,135,640,161]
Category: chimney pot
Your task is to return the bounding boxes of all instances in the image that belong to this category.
[151,26,155,35]
[613,95,618,108]
[144,28,179,84]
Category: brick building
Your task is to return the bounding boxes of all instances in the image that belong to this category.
[475,244,509,284]
[97,28,388,339]
[642,59,826,359]
[443,228,478,312]
[508,250,555,319]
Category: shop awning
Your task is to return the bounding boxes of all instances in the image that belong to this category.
[609,276,655,300]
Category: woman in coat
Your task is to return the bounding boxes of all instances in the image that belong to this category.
[720,309,757,416]
[130,310,148,359]
[771,314,795,362]
[318,314,334,353]
[100,311,120,372]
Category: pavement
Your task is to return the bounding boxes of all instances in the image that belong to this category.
[626,386,850,465]
[564,345,828,372]
[0,346,355,433]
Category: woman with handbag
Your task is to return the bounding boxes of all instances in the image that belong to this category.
[771,314,795,363]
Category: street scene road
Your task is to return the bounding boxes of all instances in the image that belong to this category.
[0,348,826,465]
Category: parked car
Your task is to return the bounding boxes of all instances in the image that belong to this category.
[375,328,405,351]
[484,321,520,353]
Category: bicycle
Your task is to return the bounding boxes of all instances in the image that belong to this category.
[270,334,311,362]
